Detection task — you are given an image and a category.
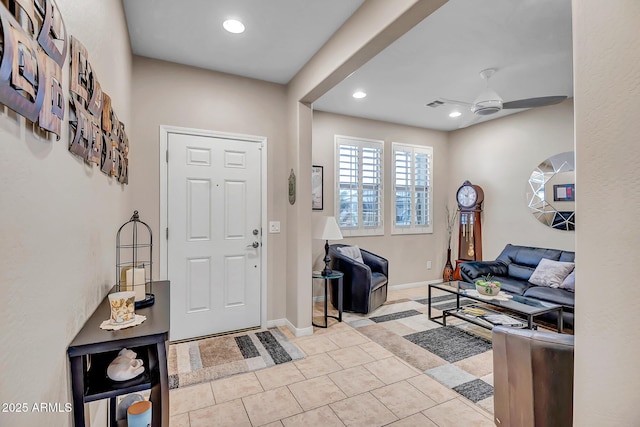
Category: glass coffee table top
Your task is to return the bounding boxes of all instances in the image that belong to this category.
[431,281,562,316]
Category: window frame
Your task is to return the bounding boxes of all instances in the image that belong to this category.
[391,142,433,235]
[334,135,384,237]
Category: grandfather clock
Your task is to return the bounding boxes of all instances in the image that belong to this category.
[456,180,484,261]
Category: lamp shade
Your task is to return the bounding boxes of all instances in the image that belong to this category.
[313,216,343,241]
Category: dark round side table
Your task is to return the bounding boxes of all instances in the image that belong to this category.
[312,270,343,328]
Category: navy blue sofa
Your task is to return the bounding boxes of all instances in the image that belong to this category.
[460,244,575,328]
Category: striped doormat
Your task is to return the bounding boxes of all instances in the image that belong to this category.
[167,328,305,389]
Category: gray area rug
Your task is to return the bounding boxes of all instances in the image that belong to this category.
[404,326,492,363]
[167,328,304,389]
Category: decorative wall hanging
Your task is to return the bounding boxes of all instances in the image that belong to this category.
[312,165,323,210]
[0,0,129,184]
[289,169,296,205]
[0,0,60,127]
[69,35,129,183]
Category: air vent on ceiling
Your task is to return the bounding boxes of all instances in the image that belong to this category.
[426,100,445,108]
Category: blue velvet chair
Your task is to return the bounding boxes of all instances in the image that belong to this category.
[328,244,388,314]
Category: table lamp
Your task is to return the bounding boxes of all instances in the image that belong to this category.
[314,216,343,276]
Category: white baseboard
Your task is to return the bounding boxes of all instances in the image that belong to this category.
[266,318,287,328]
[388,279,442,290]
[266,318,313,337]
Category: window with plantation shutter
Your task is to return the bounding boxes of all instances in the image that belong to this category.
[335,135,384,236]
[392,143,433,234]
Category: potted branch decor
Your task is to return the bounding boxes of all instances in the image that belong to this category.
[443,206,458,282]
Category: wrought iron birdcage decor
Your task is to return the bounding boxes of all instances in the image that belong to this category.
[116,210,154,308]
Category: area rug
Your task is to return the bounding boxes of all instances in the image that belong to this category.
[343,293,496,410]
[168,328,305,389]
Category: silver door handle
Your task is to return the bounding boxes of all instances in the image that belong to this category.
[247,242,259,248]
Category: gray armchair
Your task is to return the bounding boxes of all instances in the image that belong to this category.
[492,326,574,427]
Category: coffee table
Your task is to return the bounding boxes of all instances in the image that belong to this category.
[428,281,564,333]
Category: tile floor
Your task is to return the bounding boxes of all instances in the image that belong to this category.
[169,286,495,426]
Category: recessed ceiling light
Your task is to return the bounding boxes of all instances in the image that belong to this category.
[449,111,462,118]
[352,91,367,99]
[223,19,245,34]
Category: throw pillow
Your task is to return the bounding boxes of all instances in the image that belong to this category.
[528,258,575,288]
[559,270,575,292]
[337,245,364,264]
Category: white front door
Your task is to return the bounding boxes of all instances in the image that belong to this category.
[167,131,262,341]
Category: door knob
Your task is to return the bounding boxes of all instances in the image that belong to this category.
[247,241,259,248]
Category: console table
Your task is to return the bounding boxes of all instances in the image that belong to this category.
[67,281,170,427]
[312,271,343,328]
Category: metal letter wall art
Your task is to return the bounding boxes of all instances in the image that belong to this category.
[0,0,129,184]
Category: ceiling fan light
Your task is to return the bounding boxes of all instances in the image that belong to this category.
[472,88,503,115]
[472,100,502,116]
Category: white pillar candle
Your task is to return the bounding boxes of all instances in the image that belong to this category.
[126,267,146,302]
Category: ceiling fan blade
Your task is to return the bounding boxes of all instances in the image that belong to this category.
[502,96,567,110]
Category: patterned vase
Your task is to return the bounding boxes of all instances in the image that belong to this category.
[443,248,454,282]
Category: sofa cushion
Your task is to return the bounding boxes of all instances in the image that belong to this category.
[508,264,536,281]
[559,271,575,292]
[528,259,575,288]
[491,276,533,296]
[497,244,563,268]
[523,286,575,308]
[338,245,364,264]
[559,251,575,263]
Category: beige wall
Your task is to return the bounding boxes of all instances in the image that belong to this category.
[573,0,640,424]
[0,1,132,426]
[129,56,289,323]
[285,0,445,332]
[448,100,575,260]
[312,111,450,285]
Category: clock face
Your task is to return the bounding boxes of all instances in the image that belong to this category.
[457,185,478,208]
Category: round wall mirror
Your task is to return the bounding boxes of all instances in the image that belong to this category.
[526,151,575,231]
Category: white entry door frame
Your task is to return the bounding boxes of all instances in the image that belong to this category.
[159,125,268,335]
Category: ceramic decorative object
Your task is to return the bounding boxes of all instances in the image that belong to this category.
[107,348,145,381]
[108,292,135,325]
[443,248,454,282]
[443,206,458,281]
[288,169,296,205]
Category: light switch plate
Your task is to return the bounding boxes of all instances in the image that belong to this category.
[269,221,280,233]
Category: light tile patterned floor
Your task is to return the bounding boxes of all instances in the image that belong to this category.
[169,286,495,426]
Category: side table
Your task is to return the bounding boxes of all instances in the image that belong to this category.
[67,281,170,426]
[312,271,343,328]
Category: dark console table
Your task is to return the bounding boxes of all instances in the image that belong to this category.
[68,281,170,427]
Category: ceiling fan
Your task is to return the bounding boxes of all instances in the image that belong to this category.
[435,68,567,127]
